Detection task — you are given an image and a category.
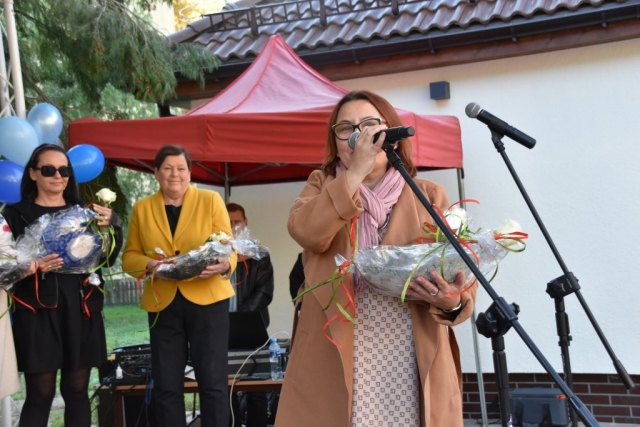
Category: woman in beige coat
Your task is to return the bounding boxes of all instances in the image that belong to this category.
[276,90,477,427]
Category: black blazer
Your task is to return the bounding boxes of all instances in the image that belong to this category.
[233,255,274,327]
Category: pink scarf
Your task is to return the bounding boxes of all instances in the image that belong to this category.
[336,162,405,250]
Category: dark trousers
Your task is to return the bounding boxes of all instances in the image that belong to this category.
[149,290,230,427]
[231,391,268,427]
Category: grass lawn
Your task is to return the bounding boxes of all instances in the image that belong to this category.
[92,303,150,389]
[103,303,150,351]
[10,304,149,427]
[13,304,211,427]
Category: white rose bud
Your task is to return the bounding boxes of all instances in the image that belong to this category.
[209,231,230,242]
[444,206,469,233]
[96,188,117,205]
[494,219,523,247]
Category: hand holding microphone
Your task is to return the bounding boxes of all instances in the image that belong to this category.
[348,126,415,150]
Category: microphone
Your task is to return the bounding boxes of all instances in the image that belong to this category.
[348,126,415,150]
[465,102,536,149]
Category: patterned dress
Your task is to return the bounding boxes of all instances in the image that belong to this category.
[351,288,419,426]
[351,214,420,426]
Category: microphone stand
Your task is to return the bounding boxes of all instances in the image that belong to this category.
[487,130,635,426]
[382,143,599,427]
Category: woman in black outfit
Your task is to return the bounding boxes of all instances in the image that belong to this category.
[3,144,123,427]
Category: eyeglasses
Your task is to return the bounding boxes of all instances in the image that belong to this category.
[35,165,72,178]
[332,117,384,140]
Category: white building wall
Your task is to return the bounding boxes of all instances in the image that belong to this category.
[218,38,640,376]
[149,2,176,34]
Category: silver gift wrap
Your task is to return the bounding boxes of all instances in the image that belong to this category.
[353,230,509,299]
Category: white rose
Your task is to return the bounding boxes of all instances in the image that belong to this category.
[494,219,523,247]
[444,206,469,233]
[209,231,231,242]
[96,188,117,205]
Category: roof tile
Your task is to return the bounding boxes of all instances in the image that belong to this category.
[168,0,626,61]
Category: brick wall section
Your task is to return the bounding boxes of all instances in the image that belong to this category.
[463,373,640,425]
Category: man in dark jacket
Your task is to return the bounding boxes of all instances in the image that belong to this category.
[226,203,274,427]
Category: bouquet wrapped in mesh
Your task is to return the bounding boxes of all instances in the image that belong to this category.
[153,228,269,281]
[154,234,234,281]
[351,206,527,300]
[0,235,39,290]
[24,205,109,275]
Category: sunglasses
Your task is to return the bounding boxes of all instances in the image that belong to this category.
[35,165,72,178]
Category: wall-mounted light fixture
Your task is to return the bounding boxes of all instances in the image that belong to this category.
[429,81,450,100]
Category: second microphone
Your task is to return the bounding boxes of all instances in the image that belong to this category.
[348,126,415,150]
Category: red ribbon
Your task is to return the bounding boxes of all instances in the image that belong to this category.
[80,283,95,319]
[35,268,57,309]
[10,293,35,313]
[320,216,359,347]
[230,254,249,287]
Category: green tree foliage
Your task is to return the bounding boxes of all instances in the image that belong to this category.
[11,0,218,225]
[15,0,219,108]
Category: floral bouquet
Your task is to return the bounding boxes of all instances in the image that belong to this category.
[351,205,527,301]
[0,234,39,290]
[153,232,234,281]
[152,227,270,281]
[24,205,109,275]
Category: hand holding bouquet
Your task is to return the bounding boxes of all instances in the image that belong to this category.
[153,232,234,281]
[352,205,528,301]
[152,227,270,281]
[24,205,110,275]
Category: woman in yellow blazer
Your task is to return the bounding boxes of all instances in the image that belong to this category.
[122,145,236,427]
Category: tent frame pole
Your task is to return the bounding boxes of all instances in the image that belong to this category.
[3,0,24,118]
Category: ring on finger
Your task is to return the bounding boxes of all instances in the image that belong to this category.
[429,289,439,296]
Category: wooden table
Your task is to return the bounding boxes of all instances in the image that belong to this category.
[113,379,284,427]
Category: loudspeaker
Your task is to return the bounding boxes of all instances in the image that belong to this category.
[429,81,450,100]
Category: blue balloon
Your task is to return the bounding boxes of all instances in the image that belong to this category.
[0,160,24,203]
[27,103,64,145]
[68,144,105,183]
[0,116,40,167]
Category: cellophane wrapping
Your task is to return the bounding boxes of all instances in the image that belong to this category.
[24,205,105,275]
[0,234,39,290]
[231,226,270,260]
[349,206,525,299]
[154,241,233,281]
[153,227,270,281]
[352,230,508,299]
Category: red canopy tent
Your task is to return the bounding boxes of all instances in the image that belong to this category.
[67,34,487,412]
[68,35,462,197]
